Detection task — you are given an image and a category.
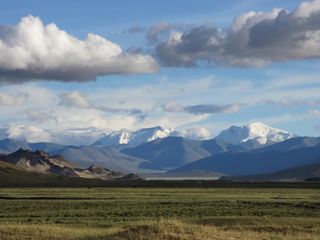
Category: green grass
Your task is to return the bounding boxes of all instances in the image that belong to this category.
[0,187,319,239]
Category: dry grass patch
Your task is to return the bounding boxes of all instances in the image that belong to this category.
[107,219,320,240]
[2,219,316,240]
[0,223,110,240]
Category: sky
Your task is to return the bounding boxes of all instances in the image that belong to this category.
[0,0,320,145]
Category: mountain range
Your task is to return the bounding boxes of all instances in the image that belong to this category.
[170,137,320,176]
[1,122,320,181]
[93,126,177,147]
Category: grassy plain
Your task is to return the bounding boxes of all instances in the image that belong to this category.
[0,187,319,239]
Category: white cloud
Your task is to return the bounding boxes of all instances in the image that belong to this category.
[156,0,320,67]
[0,124,110,145]
[0,15,158,83]
[308,109,320,116]
[0,124,51,142]
[252,113,309,126]
[293,0,320,18]
[23,110,57,124]
[0,92,28,107]
[138,113,208,130]
[48,127,109,145]
[161,102,185,112]
[59,91,90,108]
[1,69,320,144]
[59,91,144,118]
[179,127,212,140]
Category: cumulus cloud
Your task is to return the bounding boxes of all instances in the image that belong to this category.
[0,124,51,142]
[155,0,320,67]
[0,15,158,83]
[0,92,28,107]
[162,102,241,115]
[0,124,109,145]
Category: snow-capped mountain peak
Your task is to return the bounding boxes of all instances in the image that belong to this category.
[110,129,132,145]
[93,126,177,147]
[215,122,296,146]
[133,126,175,142]
[93,129,132,146]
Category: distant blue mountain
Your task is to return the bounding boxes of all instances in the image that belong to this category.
[121,136,241,171]
[170,137,320,176]
[29,142,67,153]
[0,138,30,154]
[52,145,148,173]
[0,139,66,155]
[221,160,320,181]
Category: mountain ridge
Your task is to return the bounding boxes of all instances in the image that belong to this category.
[215,122,295,148]
[93,126,177,147]
[0,149,125,180]
[169,138,320,176]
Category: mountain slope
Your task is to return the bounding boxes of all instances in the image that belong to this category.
[221,162,320,181]
[0,139,67,154]
[0,160,51,186]
[170,137,320,176]
[0,160,83,186]
[29,142,66,153]
[0,149,77,176]
[93,129,132,146]
[215,122,295,149]
[0,149,123,180]
[0,161,140,187]
[251,137,320,153]
[0,138,30,154]
[122,137,212,170]
[55,137,242,172]
[93,126,177,147]
[52,146,148,172]
[76,164,122,180]
[200,138,244,154]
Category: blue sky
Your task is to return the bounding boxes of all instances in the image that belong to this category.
[0,0,319,144]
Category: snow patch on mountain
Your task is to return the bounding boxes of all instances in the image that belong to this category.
[93,126,177,147]
[215,122,296,146]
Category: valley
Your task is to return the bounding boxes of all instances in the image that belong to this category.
[1,1,320,239]
[0,187,319,240]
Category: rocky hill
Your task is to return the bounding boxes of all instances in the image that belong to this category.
[0,149,124,180]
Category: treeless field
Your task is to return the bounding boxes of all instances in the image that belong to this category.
[0,187,319,239]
